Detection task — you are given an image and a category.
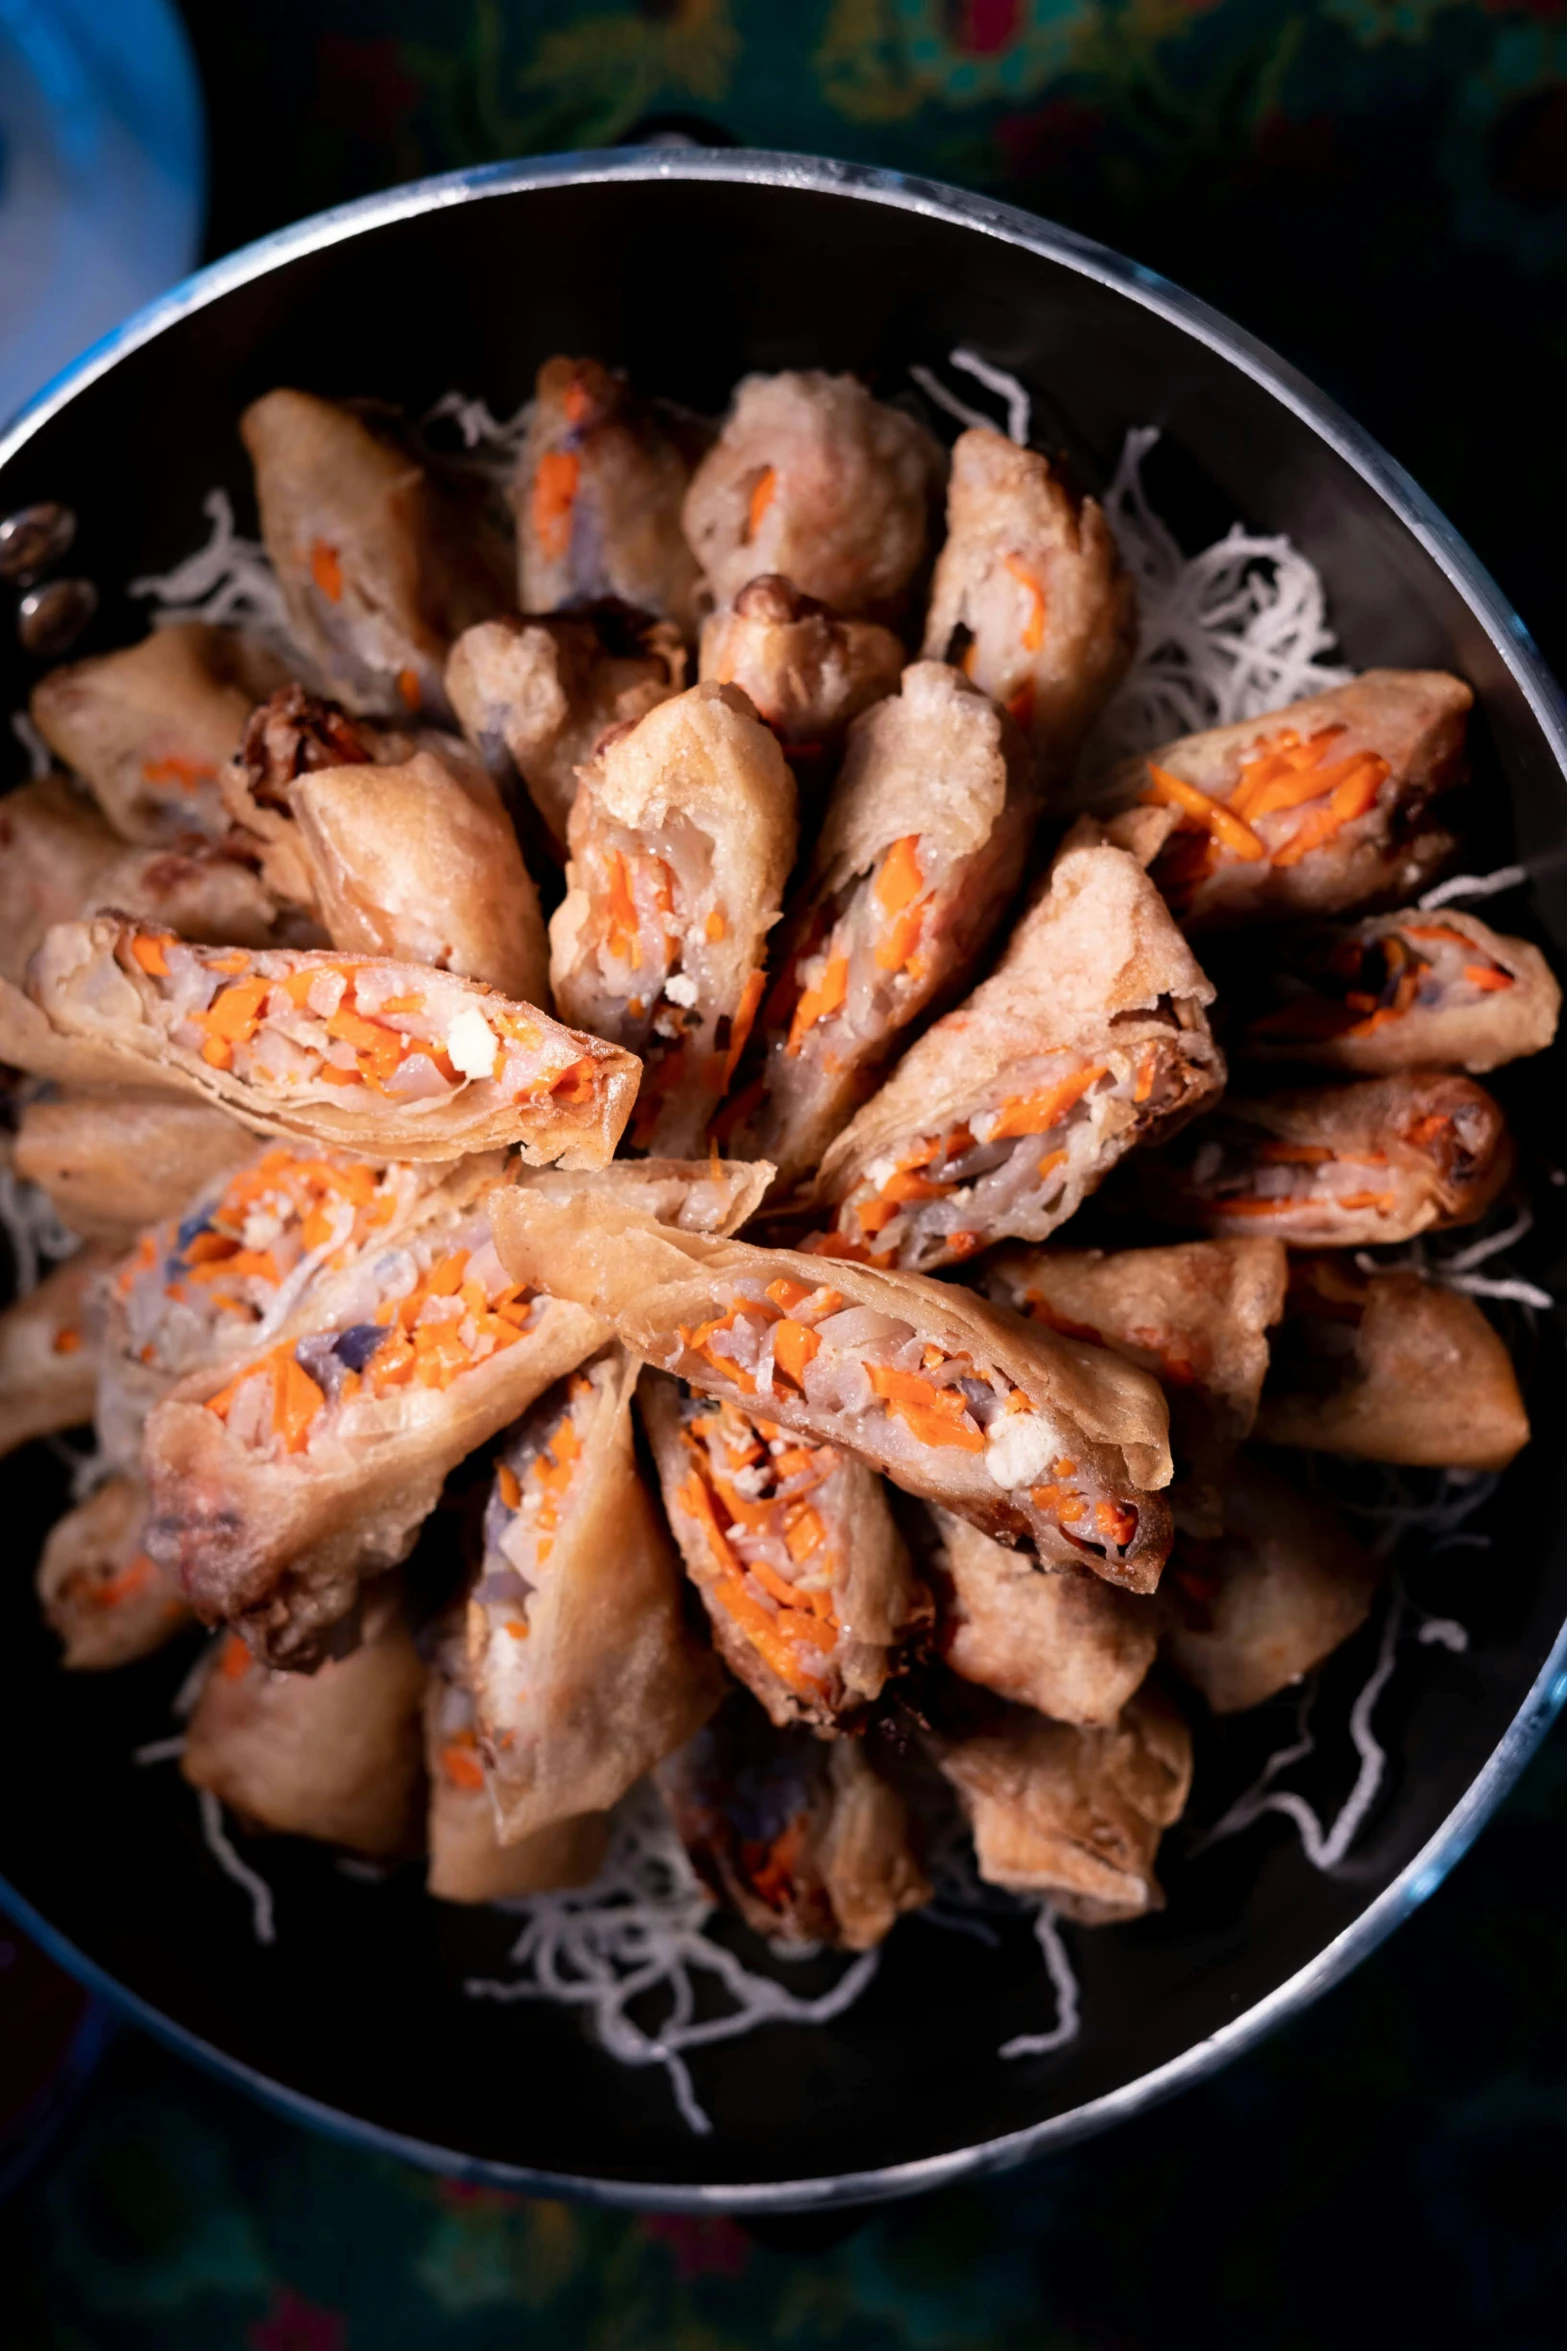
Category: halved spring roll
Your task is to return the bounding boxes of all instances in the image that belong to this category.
[682,370,944,619]
[1255,1252,1529,1470]
[0,1247,111,1458]
[548,681,795,1156]
[182,1617,426,1854]
[29,622,289,841]
[1093,671,1472,928]
[486,1195,1175,1591]
[37,1475,192,1669]
[86,840,311,953]
[931,1504,1158,1727]
[658,1693,932,1951]
[467,1351,723,1844]
[642,1373,925,1733]
[25,921,639,1166]
[698,574,905,789]
[728,661,1037,1194]
[1236,906,1561,1076]
[0,775,124,984]
[1161,1453,1380,1713]
[808,839,1225,1271]
[511,355,707,634]
[242,388,509,719]
[13,1089,254,1247]
[921,426,1136,775]
[1130,1070,1513,1245]
[932,1684,1192,1921]
[446,610,686,856]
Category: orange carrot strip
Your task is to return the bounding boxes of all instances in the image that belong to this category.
[1270,756,1389,868]
[723,969,766,1087]
[1003,553,1047,652]
[309,540,343,602]
[873,835,924,919]
[1463,964,1514,991]
[440,1737,486,1793]
[989,1064,1107,1141]
[130,933,175,977]
[746,466,777,542]
[772,1320,820,1391]
[532,449,580,562]
[497,1462,522,1510]
[1142,763,1266,862]
[786,953,848,1055]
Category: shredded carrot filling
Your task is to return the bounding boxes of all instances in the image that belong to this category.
[1143,763,1266,861]
[786,954,848,1055]
[866,1362,986,1452]
[1463,964,1514,992]
[396,666,421,712]
[989,1064,1107,1140]
[218,1631,252,1681]
[532,449,580,562]
[746,466,778,542]
[722,970,766,1089]
[131,933,174,977]
[771,1320,820,1391]
[51,1326,83,1355]
[440,1732,487,1793]
[1270,755,1388,868]
[89,1552,156,1610]
[142,752,217,791]
[1003,554,1048,652]
[677,1402,842,1697]
[497,1462,521,1510]
[871,835,927,974]
[309,540,343,602]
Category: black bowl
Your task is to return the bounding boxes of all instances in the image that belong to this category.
[2,150,1565,2213]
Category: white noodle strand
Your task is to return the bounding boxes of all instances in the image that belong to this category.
[948,349,1031,446]
[132,1735,186,1766]
[908,364,995,439]
[197,1789,276,1945]
[1000,1906,1081,2059]
[0,1169,79,1298]
[130,489,296,649]
[1418,865,1529,910]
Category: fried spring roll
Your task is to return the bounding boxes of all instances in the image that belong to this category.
[37,1476,191,1668]
[0,776,123,984]
[512,1153,775,1239]
[219,684,398,907]
[922,427,1136,774]
[683,370,944,617]
[242,389,509,719]
[642,1374,925,1732]
[87,841,309,952]
[809,841,1225,1271]
[13,1090,253,1247]
[25,921,639,1166]
[698,575,905,783]
[549,682,794,1156]
[487,1195,1175,1591]
[1256,1253,1529,1470]
[0,1248,110,1457]
[729,661,1036,1193]
[932,1505,1158,1726]
[1133,1070,1513,1245]
[933,1685,1192,1921]
[1237,906,1561,1076]
[446,611,686,855]
[1162,1454,1380,1712]
[182,1619,426,1854]
[467,1352,723,1843]
[511,356,706,633]
[29,622,289,841]
[659,1695,931,1951]
[1095,671,1472,928]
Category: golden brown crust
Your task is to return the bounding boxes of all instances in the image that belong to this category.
[0,1247,110,1458]
[0,776,124,984]
[36,1476,191,1669]
[13,1089,254,1245]
[698,576,905,764]
[933,1506,1158,1726]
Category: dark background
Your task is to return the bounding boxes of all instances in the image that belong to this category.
[7,3,1567,2343]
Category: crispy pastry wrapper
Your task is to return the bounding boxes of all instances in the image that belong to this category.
[698,574,905,784]
[487,1194,1174,1592]
[511,1153,775,1238]
[182,1615,427,1854]
[1161,1453,1380,1713]
[37,1475,192,1669]
[1092,671,1471,928]
[983,1237,1286,1533]
[0,1246,110,1458]
[0,775,123,984]
[1236,905,1561,1077]
[683,370,944,619]
[29,622,289,841]
[1131,1069,1513,1246]
[511,356,707,634]
[549,681,795,1156]
[25,920,639,1166]
[219,685,413,906]
[446,611,685,855]
[921,427,1137,775]
[810,840,1225,1271]
[658,1694,932,1951]
[932,1505,1158,1727]
[242,389,509,719]
[732,660,1038,1194]
[467,1350,724,1844]
[933,1685,1192,1922]
[13,1089,253,1246]
[1256,1253,1529,1470]
[642,1372,925,1733]
[85,841,312,953]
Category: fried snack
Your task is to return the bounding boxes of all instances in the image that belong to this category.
[88,841,309,951]
[424,1609,610,1902]
[512,1153,775,1239]
[983,1238,1286,1531]
[219,684,395,906]
[932,1506,1158,1727]
[698,575,905,784]
[29,622,288,841]
[25,921,639,1166]
[37,1476,191,1668]
[659,1695,931,1951]
[467,1352,723,1843]
[1132,1070,1513,1245]
[549,682,795,1156]
[682,370,944,617]
[446,610,686,854]
[242,389,508,719]
[0,1247,110,1458]
[1161,1454,1380,1713]
[921,427,1136,775]
[730,661,1036,1194]
[487,1195,1174,1591]
[1256,1252,1529,1470]
[13,1090,253,1246]
[0,775,123,984]
[810,841,1224,1271]
[1237,906,1561,1076]
[511,355,706,633]
[1094,671,1471,928]
[643,1375,924,1732]
[933,1685,1192,1920]
[182,1619,426,1854]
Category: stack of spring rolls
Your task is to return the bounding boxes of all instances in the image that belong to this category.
[0,359,1555,1947]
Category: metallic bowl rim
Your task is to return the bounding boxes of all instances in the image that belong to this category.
[2,145,1565,2215]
